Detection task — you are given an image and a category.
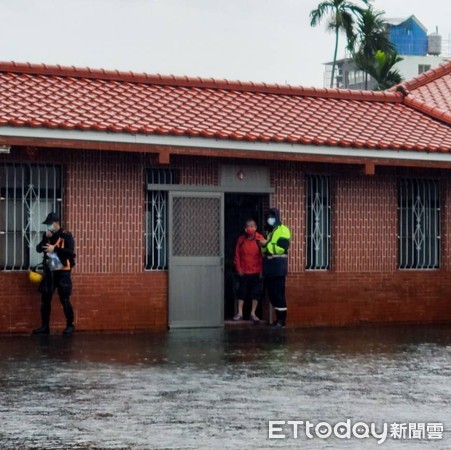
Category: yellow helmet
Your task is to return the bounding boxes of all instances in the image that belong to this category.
[29,270,43,286]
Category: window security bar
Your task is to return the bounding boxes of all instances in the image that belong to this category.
[398,179,440,270]
[145,168,179,270]
[306,175,331,270]
[0,164,62,271]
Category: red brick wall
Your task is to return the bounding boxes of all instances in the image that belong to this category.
[2,149,451,332]
[66,151,144,273]
[0,149,221,333]
[271,162,304,273]
[268,163,451,326]
[286,270,451,326]
[0,272,168,333]
[334,176,397,272]
[0,148,169,333]
[173,155,219,185]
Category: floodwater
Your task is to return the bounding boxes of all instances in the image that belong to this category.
[0,325,450,449]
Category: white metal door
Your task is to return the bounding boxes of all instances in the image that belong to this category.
[169,192,224,328]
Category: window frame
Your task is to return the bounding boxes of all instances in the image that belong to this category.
[398,178,441,270]
[145,168,179,271]
[0,163,63,271]
[418,64,431,75]
[305,174,332,271]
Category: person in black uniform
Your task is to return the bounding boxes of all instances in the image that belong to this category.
[260,208,291,327]
[32,212,76,336]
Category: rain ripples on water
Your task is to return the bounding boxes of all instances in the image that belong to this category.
[0,325,450,449]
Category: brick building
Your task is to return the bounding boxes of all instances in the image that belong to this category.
[0,61,450,333]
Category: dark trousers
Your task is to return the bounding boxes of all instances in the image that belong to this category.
[39,271,74,328]
[266,276,287,324]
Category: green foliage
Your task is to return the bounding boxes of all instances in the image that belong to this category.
[310,0,370,88]
[351,7,403,89]
[311,1,404,90]
[359,50,403,90]
[351,7,394,58]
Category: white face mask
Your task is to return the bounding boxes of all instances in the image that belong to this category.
[47,225,55,232]
[267,217,276,226]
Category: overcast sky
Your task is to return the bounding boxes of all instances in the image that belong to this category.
[0,0,450,87]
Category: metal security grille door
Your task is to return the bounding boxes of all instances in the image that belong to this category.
[169,192,224,328]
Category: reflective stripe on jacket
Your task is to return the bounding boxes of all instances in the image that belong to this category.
[54,237,72,271]
[261,224,291,276]
[37,229,75,271]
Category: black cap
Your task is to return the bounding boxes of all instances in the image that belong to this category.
[42,212,60,225]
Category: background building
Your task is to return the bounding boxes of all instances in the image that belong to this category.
[324,15,450,89]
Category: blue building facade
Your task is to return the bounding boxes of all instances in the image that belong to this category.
[389,16,428,56]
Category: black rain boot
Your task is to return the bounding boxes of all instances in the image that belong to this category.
[278,310,287,327]
[60,295,75,336]
[33,302,50,334]
[270,310,284,327]
[32,325,49,335]
[62,324,75,336]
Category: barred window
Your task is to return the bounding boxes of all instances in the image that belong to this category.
[398,179,440,269]
[0,164,62,270]
[306,175,331,270]
[145,169,179,270]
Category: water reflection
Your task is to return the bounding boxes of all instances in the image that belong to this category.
[0,325,450,449]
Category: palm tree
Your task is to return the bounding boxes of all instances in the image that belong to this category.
[310,0,369,88]
[362,50,403,90]
[352,7,394,88]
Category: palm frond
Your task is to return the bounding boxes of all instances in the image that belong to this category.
[310,2,334,26]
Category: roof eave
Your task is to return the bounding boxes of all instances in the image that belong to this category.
[0,126,450,164]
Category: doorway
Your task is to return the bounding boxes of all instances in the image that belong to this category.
[224,193,269,320]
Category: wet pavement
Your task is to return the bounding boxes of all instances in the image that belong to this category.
[0,325,450,449]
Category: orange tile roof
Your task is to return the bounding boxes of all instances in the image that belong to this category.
[0,61,450,152]
[395,60,451,124]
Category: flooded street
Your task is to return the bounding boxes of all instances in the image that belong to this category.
[0,325,450,449]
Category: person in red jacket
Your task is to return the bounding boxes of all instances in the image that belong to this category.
[233,219,264,323]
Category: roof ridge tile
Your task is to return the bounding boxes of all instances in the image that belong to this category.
[392,60,451,92]
[0,61,402,103]
[403,96,451,125]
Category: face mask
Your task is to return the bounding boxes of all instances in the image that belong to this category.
[267,217,276,226]
[245,227,256,235]
[47,225,55,232]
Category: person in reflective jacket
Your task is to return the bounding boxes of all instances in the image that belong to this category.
[260,208,291,327]
[32,212,76,336]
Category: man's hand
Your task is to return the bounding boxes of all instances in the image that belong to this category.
[44,244,55,253]
[255,233,267,246]
[45,230,53,238]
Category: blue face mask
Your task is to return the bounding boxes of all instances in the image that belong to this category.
[47,225,55,232]
[267,217,276,226]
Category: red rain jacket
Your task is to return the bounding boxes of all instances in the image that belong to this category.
[234,233,263,275]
